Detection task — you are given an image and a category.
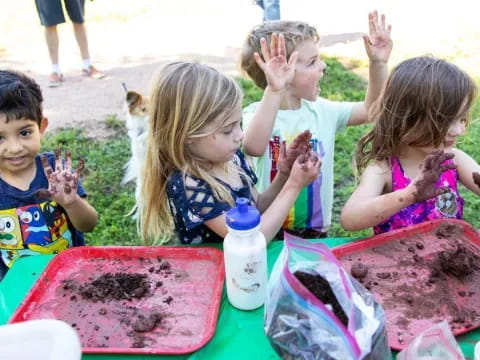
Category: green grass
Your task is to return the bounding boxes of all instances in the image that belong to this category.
[42,57,480,245]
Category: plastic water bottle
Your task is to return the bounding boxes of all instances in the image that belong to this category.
[224,197,268,310]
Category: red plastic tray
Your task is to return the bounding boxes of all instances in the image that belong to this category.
[333,219,480,351]
[9,246,225,355]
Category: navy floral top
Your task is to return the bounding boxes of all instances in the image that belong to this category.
[167,151,258,244]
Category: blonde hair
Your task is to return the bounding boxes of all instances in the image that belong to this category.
[356,56,477,174]
[241,20,319,89]
[139,62,243,244]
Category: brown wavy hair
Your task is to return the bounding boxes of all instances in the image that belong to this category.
[241,20,319,89]
[355,56,477,174]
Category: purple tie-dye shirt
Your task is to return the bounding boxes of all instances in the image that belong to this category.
[374,156,464,234]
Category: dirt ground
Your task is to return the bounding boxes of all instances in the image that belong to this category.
[1,0,478,138]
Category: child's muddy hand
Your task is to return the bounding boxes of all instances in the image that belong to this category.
[289,153,321,188]
[277,130,312,176]
[40,149,85,206]
[412,150,456,202]
[473,172,480,189]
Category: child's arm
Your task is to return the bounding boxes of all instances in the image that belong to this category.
[38,151,98,233]
[348,11,393,126]
[452,148,480,196]
[205,154,321,243]
[243,33,298,156]
[341,151,453,231]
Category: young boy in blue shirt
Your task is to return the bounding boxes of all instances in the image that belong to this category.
[0,70,98,280]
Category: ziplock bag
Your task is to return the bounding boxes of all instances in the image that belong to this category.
[264,234,391,359]
[396,320,465,360]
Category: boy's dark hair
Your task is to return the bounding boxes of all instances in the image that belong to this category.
[0,70,43,126]
[241,20,319,89]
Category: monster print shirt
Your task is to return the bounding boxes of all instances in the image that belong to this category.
[0,152,86,274]
[243,98,354,233]
[167,151,257,244]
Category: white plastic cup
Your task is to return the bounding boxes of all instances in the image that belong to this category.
[0,319,81,360]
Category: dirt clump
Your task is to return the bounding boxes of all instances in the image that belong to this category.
[350,262,368,279]
[294,270,348,326]
[78,273,150,302]
[439,243,480,278]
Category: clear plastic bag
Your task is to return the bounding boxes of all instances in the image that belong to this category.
[264,234,391,360]
[396,320,465,360]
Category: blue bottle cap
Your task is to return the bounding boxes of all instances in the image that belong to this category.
[226,198,260,230]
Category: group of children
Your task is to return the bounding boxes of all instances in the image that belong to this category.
[0,11,478,279]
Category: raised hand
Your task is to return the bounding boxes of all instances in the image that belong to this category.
[277,130,312,176]
[36,149,85,207]
[254,33,298,92]
[412,150,456,202]
[363,10,393,64]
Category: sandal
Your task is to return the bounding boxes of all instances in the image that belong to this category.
[82,65,106,79]
[48,72,63,88]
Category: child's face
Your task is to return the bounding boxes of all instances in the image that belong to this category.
[0,115,46,178]
[289,40,326,102]
[415,118,467,154]
[188,104,243,167]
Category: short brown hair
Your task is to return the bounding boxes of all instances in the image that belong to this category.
[241,21,319,89]
[0,70,43,126]
[355,56,478,174]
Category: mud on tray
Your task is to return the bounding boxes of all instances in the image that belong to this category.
[334,220,480,350]
[9,246,225,355]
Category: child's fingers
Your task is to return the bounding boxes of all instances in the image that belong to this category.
[435,186,451,197]
[54,148,62,172]
[253,52,267,70]
[439,164,457,173]
[270,33,278,57]
[259,38,271,62]
[279,141,286,160]
[278,33,286,58]
[380,13,386,31]
[76,159,85,178]
[287,51,298,68]
[35,189,53,200]
[40,154,54,177]
[65,150,72,172]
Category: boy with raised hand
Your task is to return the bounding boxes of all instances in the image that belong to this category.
[240,11,392,238]
[0,70,97,280]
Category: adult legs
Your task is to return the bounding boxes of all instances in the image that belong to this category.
[72,22,90,61]
[44,25,60,65]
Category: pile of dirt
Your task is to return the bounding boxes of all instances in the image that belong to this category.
[342,221,480,346]
[78,273,150,301]
[294,270,348,326]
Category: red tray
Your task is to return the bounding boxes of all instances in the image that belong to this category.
[333,219,480,351]
[9,246,225,355]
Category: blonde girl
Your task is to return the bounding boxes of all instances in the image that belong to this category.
[341,56,478,234]
[140,62,320,244]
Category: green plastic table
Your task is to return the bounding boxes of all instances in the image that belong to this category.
[0,238,478,359]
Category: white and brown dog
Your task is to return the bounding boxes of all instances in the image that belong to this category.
[122,84,149,214]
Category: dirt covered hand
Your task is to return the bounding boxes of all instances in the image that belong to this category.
[254,33,298,92]
[37,149,85,206]
[411,150,456,202]
[288,151,321,189]
[363,10,393,64]
[277,130,312,177]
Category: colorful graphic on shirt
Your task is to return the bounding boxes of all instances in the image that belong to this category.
[0,209,23,249]
[0,201,73,267]
[268,136,326,230]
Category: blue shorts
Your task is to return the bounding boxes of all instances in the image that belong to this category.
[35,0,85,27]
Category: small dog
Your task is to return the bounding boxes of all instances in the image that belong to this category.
[122,84,149,215]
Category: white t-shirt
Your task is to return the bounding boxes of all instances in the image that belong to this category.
[243,98,354,232]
